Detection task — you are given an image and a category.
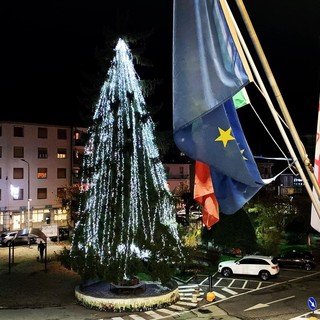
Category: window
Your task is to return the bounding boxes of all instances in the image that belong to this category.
[57,148,67,159]
[13,188,23,200]
[13,146,24,158]
[0,126,2,136]
[13,168,23,179]
[57,129,67,140]
[0,167,1,179]
[57,168,67,179]
[37,188,47,199]
[14,126,24,137]
[37,168,47,179]
[38,147,48,159]
[38,127,48,139]
[293,177,303,186]
[57,187,66,198]
[0,146,2,158]
[0,189,1,200]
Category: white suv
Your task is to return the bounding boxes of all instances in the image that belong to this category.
[218,255,280,281]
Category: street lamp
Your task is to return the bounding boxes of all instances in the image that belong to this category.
[21,159,31,230]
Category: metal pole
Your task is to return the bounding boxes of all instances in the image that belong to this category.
[21,159,30,230]
[233,0,320,219]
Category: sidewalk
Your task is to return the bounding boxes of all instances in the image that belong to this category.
[0,241,81,309]
[0,243,240,320]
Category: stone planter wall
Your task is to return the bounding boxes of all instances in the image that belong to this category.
[75,282,180,312]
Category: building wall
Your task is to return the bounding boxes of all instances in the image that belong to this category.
[165,163,191,193]
[0,122,73,232]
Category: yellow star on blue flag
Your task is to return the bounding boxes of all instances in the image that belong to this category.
[215,127,235,147]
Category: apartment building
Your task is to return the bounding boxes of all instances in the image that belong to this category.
[0,122,86,232]
[0,121,189,232]
[165,163,192,193]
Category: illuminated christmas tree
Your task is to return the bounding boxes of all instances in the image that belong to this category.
[70,38,183,284]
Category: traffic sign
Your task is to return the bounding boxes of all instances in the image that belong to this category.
[308,297,317,311]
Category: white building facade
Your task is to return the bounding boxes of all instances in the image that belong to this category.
[0,121,190,232]
[0,122,77,232]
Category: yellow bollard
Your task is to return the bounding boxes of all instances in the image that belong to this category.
[206,291,216,302]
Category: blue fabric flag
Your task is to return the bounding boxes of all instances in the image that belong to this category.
[173,0,266,214]
[175,99,266,214]
[173,0,252,132]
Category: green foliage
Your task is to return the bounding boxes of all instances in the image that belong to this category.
[201,209,258,255]
[173,246,219,279]
[247,196,291,255]
[218,255,238,263]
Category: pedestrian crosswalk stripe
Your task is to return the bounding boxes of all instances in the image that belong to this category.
[180,297,202,302]
[169,304,187,311]
[176,301,198,307]
[179,286,204,293]
[179,290,194,294]
[157,308,178,316]
[179,291,201,296]
[144,310,164,319]
[178,284,199,289]
[128,315,146,320]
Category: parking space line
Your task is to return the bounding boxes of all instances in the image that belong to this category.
[228,279,236,287]
[242,280,248,289]
[213,278,224,286]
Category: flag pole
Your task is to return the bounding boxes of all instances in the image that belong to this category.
[226,0,320,218]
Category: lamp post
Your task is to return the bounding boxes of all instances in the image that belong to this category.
[21,159,31,230]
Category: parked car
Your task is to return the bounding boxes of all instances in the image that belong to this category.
[275,250,316,271]
[0,232,8,241]
[0,231,37,247]
[218,255,280,281]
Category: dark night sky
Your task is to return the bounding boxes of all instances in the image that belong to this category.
[1,0,320,148]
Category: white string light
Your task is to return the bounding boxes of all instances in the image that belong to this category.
[71,38,183,281]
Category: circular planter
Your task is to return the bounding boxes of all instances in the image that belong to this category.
[75,280,179,312]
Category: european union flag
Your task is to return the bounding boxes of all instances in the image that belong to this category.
[173,0,267,215]
[175,99,265,214]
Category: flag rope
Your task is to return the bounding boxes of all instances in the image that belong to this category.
[224,0,320,220]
